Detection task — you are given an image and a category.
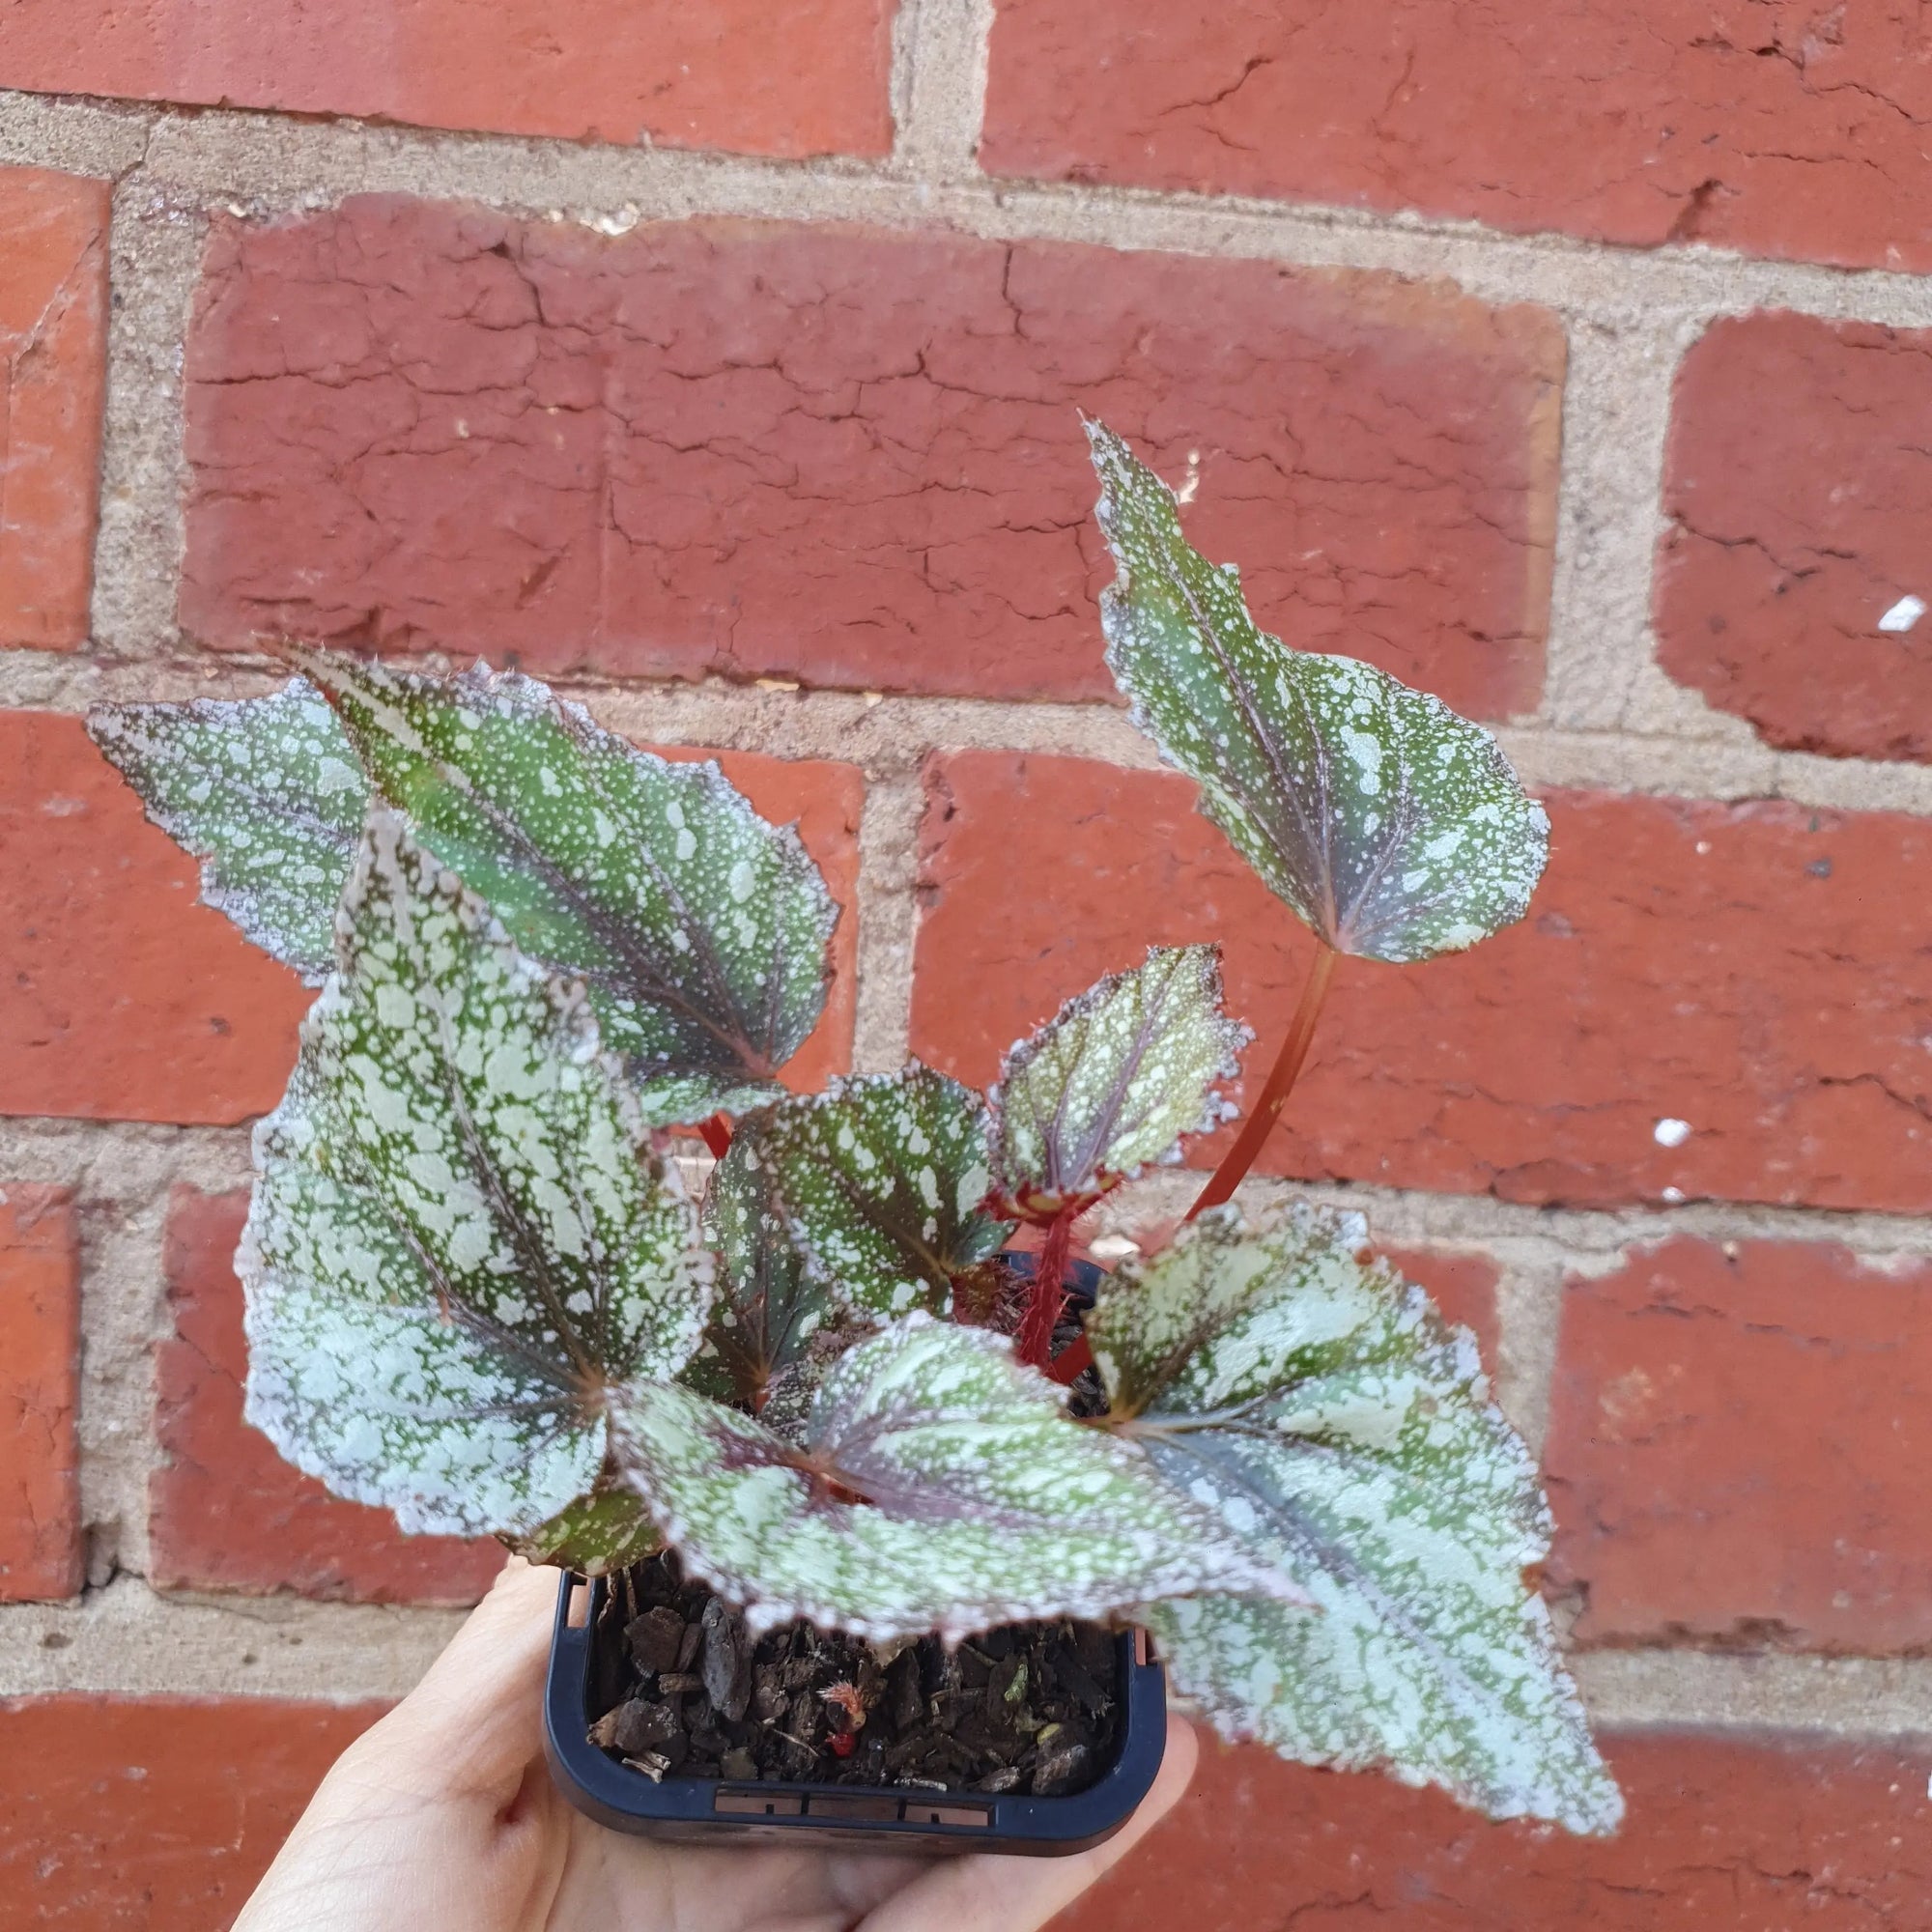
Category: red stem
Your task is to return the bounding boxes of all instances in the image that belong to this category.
[1188,944,1338,1219]
[695,1113,733,1160]
[1017,1206,1078,1370]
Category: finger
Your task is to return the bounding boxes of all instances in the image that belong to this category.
[330,1555,559,1805]
[858,1713,1200,1932]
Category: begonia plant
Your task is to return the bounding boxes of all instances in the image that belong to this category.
[88,423,1619,1834]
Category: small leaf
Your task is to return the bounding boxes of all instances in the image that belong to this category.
[992,944,1249,1218]
[1092,1207,1622,1834]
[509,1477,661,1574]
[727,1068,1014,1321]
[687,1122,844,1411]
[292,647,838,1124]
[1088,422,1549,965]
[241,810,714,1567]
[86,679,368,981]
[611,1315,1305,1643]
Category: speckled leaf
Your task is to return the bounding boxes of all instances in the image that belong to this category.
[685,1121,843,1412]
[611,1314,1305,1643]
[241,810,715,1570]
[1088,423,1549,965]
[992,945,1249,1218]
[730,1069,1014,1321]
[86,680,368,981]
[509,1476,661,1573]
[291,647,837,1124]
[1093,1207,1621,1834]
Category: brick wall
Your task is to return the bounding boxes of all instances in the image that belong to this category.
[3,2,1930,1923]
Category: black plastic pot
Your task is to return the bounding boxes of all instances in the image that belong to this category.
[544,1255,1169,1855]
[545,1576,1166,1854]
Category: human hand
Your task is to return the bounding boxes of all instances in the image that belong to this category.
[235,1559,1198,1932]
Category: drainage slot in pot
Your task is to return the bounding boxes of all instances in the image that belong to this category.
[902,1802,990,1829]
[714,1792,804,1817]
[803,1794,899,1822]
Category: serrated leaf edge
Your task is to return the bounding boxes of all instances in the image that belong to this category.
[85,678,360,984]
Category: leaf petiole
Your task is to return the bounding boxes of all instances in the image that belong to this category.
[1016,1205,1079,1370]
[1188,944,1337,1218]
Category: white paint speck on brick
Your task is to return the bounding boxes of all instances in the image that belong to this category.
[1654,1118,1692,1148]
[1879,594,1925,634]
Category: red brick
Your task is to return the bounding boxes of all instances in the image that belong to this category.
[986,2,1932,275]
[1378,1246,1500,1368]
[0,1,892,158]
[0,709,311,1125]
[912,753,1932,1213]
[1545,1238,1932,1652]
[1055,1729,1932,1931]
[180,202,1562,716]
[153,1186,504,1604]
[0,167,109,649]
[0,1185,80,1601]
[1657,312,1932,763]
[0,1694,383,1929]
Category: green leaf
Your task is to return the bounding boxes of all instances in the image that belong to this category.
[992,944,1248,1218]
[509,1476,661,1575]
[1088,422,1549,965]
[291,647,838,1125]
[86,680,368,981]
[685,1122,845,1412]
[725,1068,1014,1321]
[1091,1207,1622,1834]
[241,810,714,1568]
[611,1315,1306,1643]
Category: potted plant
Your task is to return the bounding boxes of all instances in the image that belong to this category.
[86,423,1621,1855]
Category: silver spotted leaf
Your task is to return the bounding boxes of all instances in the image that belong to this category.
[291,647,838,1125]
[1088,423,1549,965]
[1092,1207,1622,1834]
[728,1068,1014,1321]
[611,1314,1306,1643]
[685,1120,845,1413]
[86,679,368,981]
[241,810,715,1570]
[992,945,1249,1219]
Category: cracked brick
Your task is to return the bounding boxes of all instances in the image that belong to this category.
[1058,1728,1932,1930]
[910,752,1932,1213]
[0,166,109,650]
[0,0,893,156]
[0,1185,80,1603]
[153,1186,506,1604]
[1657,310,1932,764]
[986,0,1932,273]
[1546,1237,1932,1652]
[0,1695,384,1930]
[180,201,1562,716]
